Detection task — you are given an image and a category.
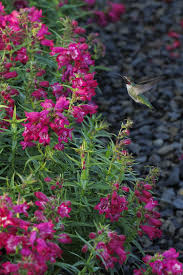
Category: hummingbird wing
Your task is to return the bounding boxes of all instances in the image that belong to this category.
[138,76,163,84]
[134,83,155,94]
[135,76,162,95]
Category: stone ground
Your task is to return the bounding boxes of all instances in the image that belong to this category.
[92,0,183,271]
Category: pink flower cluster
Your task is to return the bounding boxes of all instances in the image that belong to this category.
[134,248,183,275]
[135,182,162,240]
[0,194,72,274]
[34,191,72,222]
[0,5,53,51]
[20,97,72,150]
[94,190,128,222]
[166,20,183,58]
[11,0,125,28]
[94,2,126,27]
[13,0,28,10]
[21,41,98,149]
[82,229,127,270]
[57,1,126,27]
[96,231,127,270]
[0,4,53,130]
[0,86,19,130]
[50,42,95,82]
[86,2,125,27]
[92,230,127,270]
[0,3,98,147]
[50,42,98,121]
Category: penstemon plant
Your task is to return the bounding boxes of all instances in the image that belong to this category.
[0,2,182,275]
[1,0,126,28]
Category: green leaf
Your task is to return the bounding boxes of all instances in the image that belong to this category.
[54,262,79,273]
[132,240,146,256]
[94,65,112,72]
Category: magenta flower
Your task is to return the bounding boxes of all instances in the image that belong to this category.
[37,24,51,39]
[149,259,164,274]
[72,104,97,123]
[14,47,28,64]
[140,225,162,240]
[107,3,126,23]
[94,11,108,27]
[144,198,158,211]
[58,233,72,244]
[89,232,96,239]
[58,0,68,7]
[41,39,54,47]
[54,96,70,112]
[121,186,129,192]
[44,177,52,182]
[95,191,128,222]
[36,237,48,255]
[38,126,50,145]
[136,248,183,275]
[1,262,19,274]
[39,81,49,87]
[3,71,18,79]
[57,201,71,218]
[164,259,183,274]
[51,83,64,99]
[13,202,29,217]
[41,99,55,110]
[0,2,5,13]
[36,221,55,239]
[84,0,95,6]
[81,244,88,253]
[32,88,47,100]
[13,0,28,9]
[5,235,21,254]
[163,248,179,259]
[95,231,127,270]
[35,192,49,202]
[28,7,42,22]
[94,197,109,214]
[34,210,46,221]
[122,139,131,145]
[36,69,46,77]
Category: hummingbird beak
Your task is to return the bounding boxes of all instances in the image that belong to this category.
[122,76,126,83]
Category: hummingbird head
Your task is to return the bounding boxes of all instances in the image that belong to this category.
[122,76,132,85]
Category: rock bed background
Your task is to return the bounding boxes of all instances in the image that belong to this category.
[93,0,183,265]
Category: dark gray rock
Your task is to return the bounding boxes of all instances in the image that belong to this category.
[173,198,183,209]
[153,139,164,147]
[154,133,169,140]
[128,143,141,154]
[161,188,176,203]
[160,208,173,217]
[148,154,161,164]
[158,143,181,156]
[161,220,176,236]
[136,155,147,163]
[165,166,180,186]
[179,163,183,179]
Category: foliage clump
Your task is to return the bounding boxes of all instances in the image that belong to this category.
[0,2,182,275]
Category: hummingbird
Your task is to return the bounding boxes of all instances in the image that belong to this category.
[122,76,161,109]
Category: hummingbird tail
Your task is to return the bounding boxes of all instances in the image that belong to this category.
[139,95,153,109]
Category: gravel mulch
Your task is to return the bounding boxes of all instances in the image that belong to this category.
[92,0,183,268]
